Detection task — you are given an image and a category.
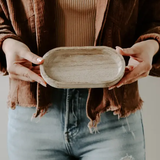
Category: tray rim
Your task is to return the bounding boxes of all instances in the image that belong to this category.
[40,46,125,88]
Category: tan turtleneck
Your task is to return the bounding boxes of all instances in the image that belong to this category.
[54,0,97,47]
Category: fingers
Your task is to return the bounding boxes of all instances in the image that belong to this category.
[109,45,152,90]
[109,62,151,90]
[108,65,134,90]
[8,64,46,87]
[22,51,44,65]
[116,46,143,62]
[117,64,144,86]
[9,74,35,82]
[122,71,149,85]
[116,46,135,56]
[113,109,121,116]
[118,62,151,85]
[106,106,119,112]
[2,39,45,82]
[31,66,41,75]
[124,65,134,74]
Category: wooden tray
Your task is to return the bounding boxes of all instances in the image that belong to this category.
[40,46,125,88]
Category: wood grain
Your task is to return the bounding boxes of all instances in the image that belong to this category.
[40,46,125,88]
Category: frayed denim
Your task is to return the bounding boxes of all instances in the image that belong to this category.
[8,89,145,160]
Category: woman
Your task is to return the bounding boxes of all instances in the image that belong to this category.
[0,0,160,160]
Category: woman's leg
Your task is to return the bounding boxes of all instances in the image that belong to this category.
[60,89,146,160]
[77,111,145,160]
[7,89,76,160]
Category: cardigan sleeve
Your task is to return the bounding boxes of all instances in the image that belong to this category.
[0,2,22,76]
[135,0,160,77]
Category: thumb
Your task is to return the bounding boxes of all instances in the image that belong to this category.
[23,51,44,65]
[116,46,135,57]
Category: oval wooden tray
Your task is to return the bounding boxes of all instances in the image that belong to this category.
[40,46,125,88]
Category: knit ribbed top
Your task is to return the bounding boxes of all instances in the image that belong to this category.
[54,0,97,47]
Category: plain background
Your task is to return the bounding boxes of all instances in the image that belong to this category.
[0,75,159,160]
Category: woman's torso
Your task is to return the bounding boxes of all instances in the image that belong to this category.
[54,0,97,47]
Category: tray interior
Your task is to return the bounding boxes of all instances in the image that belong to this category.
[41,47,125,87]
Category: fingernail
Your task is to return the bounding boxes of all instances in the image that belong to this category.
[40,82,47,87]
[37,58,43,62]
[116,46,123,51]
[130,66,134,70]
[117,83,123,88]
[126,66,134,71]
[108,86,116,90]
[113,112,117,115]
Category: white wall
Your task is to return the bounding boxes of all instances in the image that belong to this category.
[0,76,159,160]
[0,76,9,160]
[139,76,160,160]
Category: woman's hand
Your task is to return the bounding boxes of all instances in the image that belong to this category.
[2,38,47,87]
[109,39,159,90]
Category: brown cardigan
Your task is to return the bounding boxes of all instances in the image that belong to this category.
[0,0,160,128]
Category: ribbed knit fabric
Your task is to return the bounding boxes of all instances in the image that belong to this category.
[54,0,97,47]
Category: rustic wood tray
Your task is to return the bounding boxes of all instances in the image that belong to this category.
[40,46,125,88]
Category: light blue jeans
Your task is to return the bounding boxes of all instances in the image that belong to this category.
[8,89,145,160]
